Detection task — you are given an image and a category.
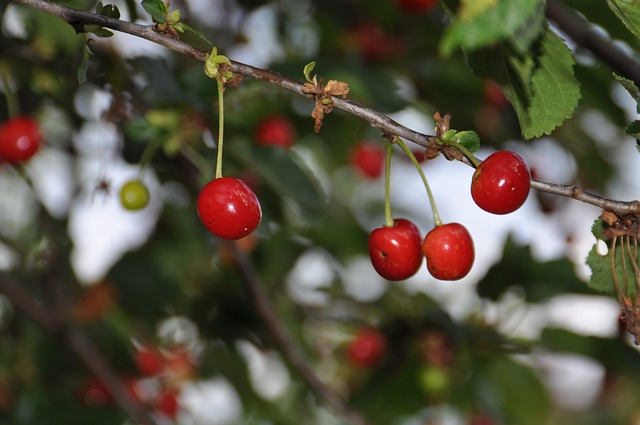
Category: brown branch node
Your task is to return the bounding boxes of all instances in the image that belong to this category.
[302,77,350,133]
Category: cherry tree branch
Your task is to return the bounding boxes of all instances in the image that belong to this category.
[228,243,375,425]
[0,274,159,425]
[10,0,640,216]
[545,0,640,88]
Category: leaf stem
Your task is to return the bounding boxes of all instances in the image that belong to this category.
[438,137,481,168]
[215,78,224,179]
[395,137,442,227]
[383,141,394,228]
[137,138,160,179]
[0,67,19,118]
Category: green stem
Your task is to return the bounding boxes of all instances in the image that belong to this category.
[181,143,213,183]
[383,141,394,228]
[0,68,19,118]
[438,138,481,168]
[395,137,442,227]
[136,138,160,180]
[215,78,225,179]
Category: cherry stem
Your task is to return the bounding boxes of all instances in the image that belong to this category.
[383,141,394,228]
[215,78,225,179]
[0,69,19,118]
[137,138,160,180]
[438,138,481,168]
[395,136,442,227]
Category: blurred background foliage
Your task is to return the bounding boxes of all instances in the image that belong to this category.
[1,0,640,424]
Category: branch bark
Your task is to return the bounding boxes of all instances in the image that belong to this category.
[229,243,375,425]
[10,0,640,216]
[0,274,159,425]
[545,0,640,88]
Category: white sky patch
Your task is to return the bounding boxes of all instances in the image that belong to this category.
[227,5,285,69]
[25,148,75,219]
[1,4,28,39]
[236,340,290,401]
[341,256,388,302]
[535,352,606,410]
[545,294,620,338]
[178,378,243,425]
[0,167,38,240]
[286,248,338,306]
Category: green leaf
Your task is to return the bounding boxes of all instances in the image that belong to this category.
[614,73,640,100]
[440,0,544,56]
[614,74,640,115]
[86,26,114,38]
[303,61,316,83]
[470,355,551,425]
[477,236,592,302]
[141,0,167,23]
[96,2,121,19]
[625,121,640,151]
[177,22,213,48]
[586,217,640,296]
[229,143,327,225]
[166,9,180,26]
[77,41,93,85]
[455,130,480,153]
[468,27,581,139]
[607,0,640,37]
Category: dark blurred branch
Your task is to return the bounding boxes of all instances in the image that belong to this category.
[0,274,159,425]
[545,0,640,88]
[229,243,375,425]
[9,0,640,216]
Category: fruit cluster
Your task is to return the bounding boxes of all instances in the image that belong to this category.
[368,139,530,282]
[77,344,193,419]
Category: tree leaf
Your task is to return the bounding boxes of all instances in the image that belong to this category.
[86,26,115,38]
[476,236,592,303]
[177,23,213,48]
[586,217,640,296]
[141,0,167,23]
[614,73,640,115]
[469,355,551,425]
[626,119,640,136]
[96,2,120,19]
[303,61,316,83]
[229,143,327,225]
[468,27,581,139]
[440,0,544,56]
[455,130,481,153]
[607,0,640,38]
[77,41,93,85]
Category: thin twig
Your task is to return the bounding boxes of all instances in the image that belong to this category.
[545,0,640,88]
[0,274,159,425]
[12,0,640,215]
[229,243,375,425]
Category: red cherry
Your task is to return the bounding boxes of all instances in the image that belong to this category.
[78,378,112,407]
[134,348,164,376]
[155,389,179,418]
[483,81,509,110]
[368,218,423,281]
[395,0,438,14]
[0,116,42,164]
[347,328,387,368]
[254,115,295,149]
[469,413,498,425]
[197,177,262,240]
[471,150,531,215]
[422,223,474,281]
[351,141,385,179]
